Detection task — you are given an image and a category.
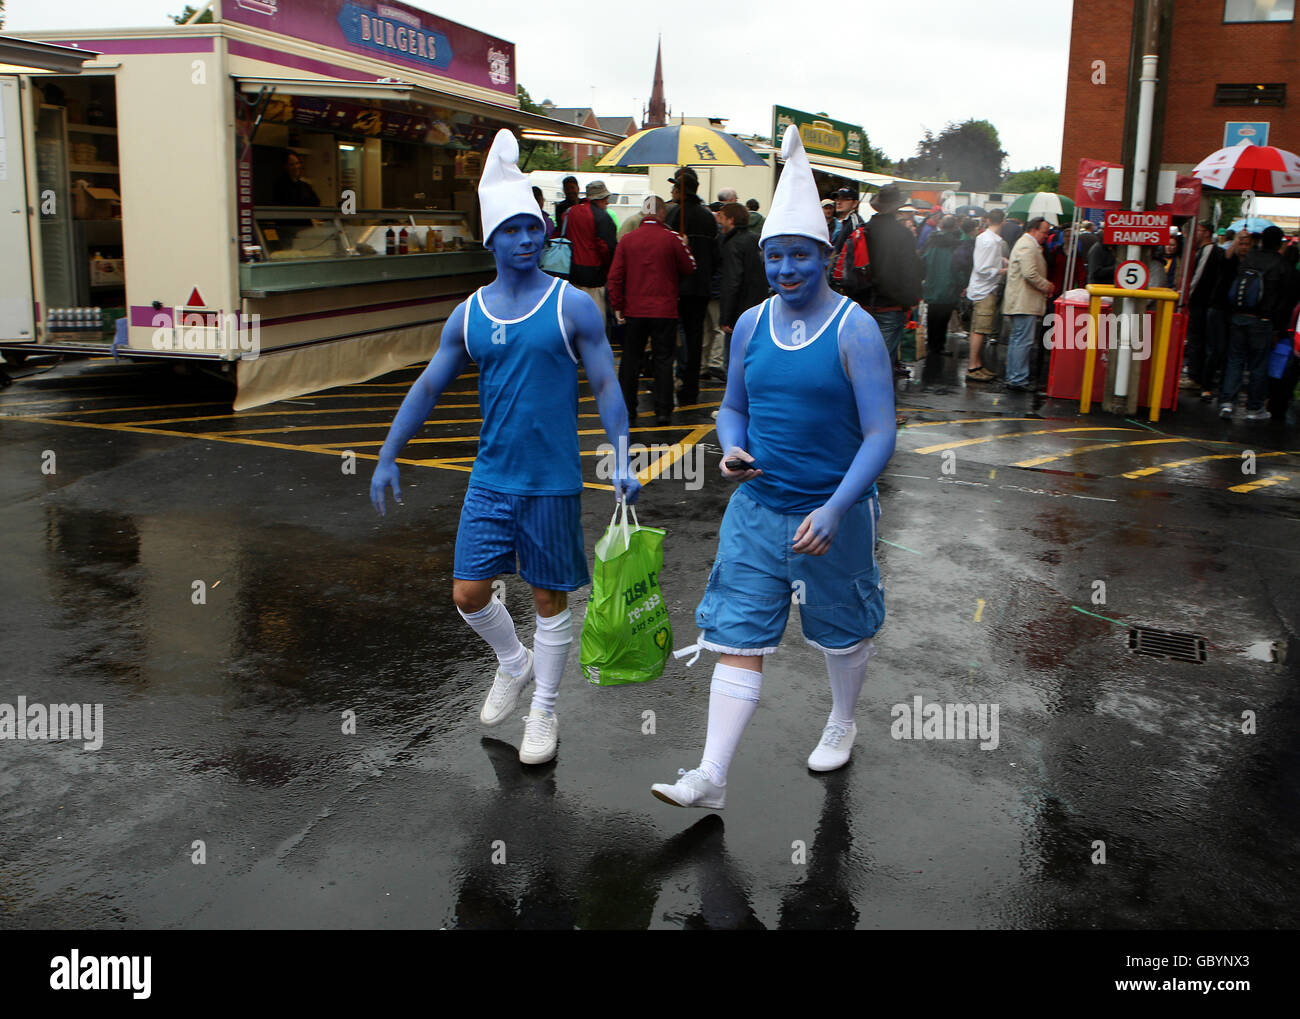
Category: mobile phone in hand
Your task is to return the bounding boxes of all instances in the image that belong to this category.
[725,457,759,473]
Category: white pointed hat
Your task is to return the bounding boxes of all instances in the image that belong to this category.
[760,125,831,248]
[479,129,545,244]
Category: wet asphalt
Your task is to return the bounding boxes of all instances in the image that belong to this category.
[1,349,1298,930]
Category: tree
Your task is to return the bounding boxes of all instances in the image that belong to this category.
[1213,193,1245,228]
[1002,167,1060,194]
[515,84,571,170]
[863,140,891,174]
[517,83,545,115]
[169,4,213,23]
[522,143,573,172]
[897,119,1007,190]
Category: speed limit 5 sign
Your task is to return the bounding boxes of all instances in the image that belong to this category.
[1115,260,1149,291]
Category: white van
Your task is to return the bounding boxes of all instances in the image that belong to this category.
[529,170,654,230]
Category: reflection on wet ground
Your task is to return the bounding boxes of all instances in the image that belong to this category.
[1,357,1298,928]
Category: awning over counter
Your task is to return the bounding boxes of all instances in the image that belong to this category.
[805,158,961,192]
[234,76,624,147]
[0,34,100,74]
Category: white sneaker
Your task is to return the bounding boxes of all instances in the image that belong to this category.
[651,767,726,809]
[519,707,558,764]
[807,719,857,772]
[1245,408,1271,422]
[479,648,533,727]
[1219,403,1234,419]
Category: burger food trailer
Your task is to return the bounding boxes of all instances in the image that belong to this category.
[0,1,620,409]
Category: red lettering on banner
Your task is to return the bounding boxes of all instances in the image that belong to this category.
[1104,211,1171,245]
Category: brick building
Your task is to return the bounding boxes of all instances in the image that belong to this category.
[539,104,637,167]
[1060,0,1299,198]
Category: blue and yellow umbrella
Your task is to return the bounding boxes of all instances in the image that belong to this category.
[596,124,767,169]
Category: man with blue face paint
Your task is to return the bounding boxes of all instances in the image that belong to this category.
[652,127,896,809]
[371,130,641,766]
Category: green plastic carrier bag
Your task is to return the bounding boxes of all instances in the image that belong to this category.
[580,503,671,686]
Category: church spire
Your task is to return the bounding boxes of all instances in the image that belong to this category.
[643,37,667,129]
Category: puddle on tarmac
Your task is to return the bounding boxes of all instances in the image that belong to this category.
[1242,641,1280,663]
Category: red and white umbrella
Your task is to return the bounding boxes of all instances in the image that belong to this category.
[1193,140,1300,194]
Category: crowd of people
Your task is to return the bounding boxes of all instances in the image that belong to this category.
[541,171,1300,429]
[547,170,771,426]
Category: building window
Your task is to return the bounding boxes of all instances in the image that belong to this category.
[1224,0,1294,21]
[1214,83,1287,106]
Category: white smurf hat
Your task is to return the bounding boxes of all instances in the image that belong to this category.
[760,125,830,249]
[479,129,545,244]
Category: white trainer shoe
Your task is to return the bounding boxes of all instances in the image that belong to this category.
[807,719,857,772]
[479,649,533,727]
[651,768,726,809]
[1219,403,1234,419]
[519,707,558,765]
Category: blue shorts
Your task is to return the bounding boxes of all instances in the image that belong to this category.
[695,485,885,654]
[453,484,590,591]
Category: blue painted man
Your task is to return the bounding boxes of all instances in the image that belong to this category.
[652,127,896,808]
[371,130,640,766]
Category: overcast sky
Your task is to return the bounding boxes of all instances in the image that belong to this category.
[5,0,1072,170]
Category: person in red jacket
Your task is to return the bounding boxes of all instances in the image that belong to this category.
[608,195,697,425]
[561,181,620,325]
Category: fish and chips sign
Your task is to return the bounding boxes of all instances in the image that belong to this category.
[773,105,867,168]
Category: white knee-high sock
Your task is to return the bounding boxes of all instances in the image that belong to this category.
[700,662,763,786]
[529,609,572,714]
[458,599,529,677]
[824,640,872,724]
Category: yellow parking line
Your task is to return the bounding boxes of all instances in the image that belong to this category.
[913,427,1140,456]
[216,418,482,436]
[34,401,233,417]
[643,400,722,414]
[325,435,480,449]
[284,389,481,401]
[901,417,1038,429]
[1,391,140,410]
[1228,474,1291,494]
[1121,450,1300,479]
[6,411,617,490]
[123,404,429,426]
[639,424,715,483]
[339,375,478,388]
[1013,437,1186,468]
[326,425,694,451]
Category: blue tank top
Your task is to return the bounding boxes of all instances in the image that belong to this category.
[744,295,874,514]
[463,277,582,496]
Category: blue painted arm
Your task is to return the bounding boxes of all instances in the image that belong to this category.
[370,302,471,515]
[828,307,896,512]
[716,303,763,480]
[792,307,896,554]
[569,288,640,504]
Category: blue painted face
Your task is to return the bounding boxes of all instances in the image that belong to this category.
[763,234,831,309]
[487,213,547,271]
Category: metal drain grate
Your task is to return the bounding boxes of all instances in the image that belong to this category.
[1128,627,1208,663]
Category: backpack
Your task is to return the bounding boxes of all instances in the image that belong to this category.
[1231,266,1265,311]
[831,224,872,300]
